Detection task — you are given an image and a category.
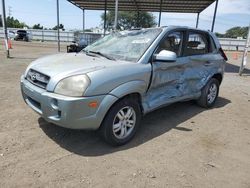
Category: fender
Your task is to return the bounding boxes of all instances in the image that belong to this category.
[109,80,147,99]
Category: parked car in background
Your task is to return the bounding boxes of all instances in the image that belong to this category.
[67,37,88,53]
[14,30,32,42]
[21,26,227,146]
[8,30,16,40]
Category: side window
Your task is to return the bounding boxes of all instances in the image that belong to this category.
[156,31,183,56]
[184,32,209,56]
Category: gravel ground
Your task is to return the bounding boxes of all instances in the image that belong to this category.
[0,41,250,188]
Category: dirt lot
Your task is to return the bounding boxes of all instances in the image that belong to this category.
[0,41,250,188]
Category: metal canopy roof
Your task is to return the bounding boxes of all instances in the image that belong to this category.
[68,0,215,13]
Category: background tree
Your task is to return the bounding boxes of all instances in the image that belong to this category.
[215,26,248,38]
[52,24,65,31]
[32,23,43,29]
[6,16,28,28]
[101,11,156,30]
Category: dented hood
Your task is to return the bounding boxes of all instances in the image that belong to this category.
[26,52,119,78]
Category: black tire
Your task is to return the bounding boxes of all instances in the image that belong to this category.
[100,97,142,146]
[196,78,220,108]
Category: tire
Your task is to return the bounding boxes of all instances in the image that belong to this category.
[100,97,142,146]
[196,78,220,108]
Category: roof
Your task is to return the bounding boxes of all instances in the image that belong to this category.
[68,0,216,13]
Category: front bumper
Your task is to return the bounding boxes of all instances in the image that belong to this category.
[20,76,118,130]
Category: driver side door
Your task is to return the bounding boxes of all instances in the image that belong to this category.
[145,30,188,112]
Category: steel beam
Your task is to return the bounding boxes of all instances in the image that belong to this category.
[196,12,200,28]
[114,0,118,30]
[211,0,218,32]
[104,0,107,35]
[82,9,85,32]
[158,0,163,27]
[57,0,60,52]
[1,0,9,58]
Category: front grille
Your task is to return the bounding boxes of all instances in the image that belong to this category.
[26,69,50,89]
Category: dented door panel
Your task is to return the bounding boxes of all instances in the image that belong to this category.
[143,58,185,112]
[183,53,224,94]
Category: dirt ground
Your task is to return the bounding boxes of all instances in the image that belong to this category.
[0,41,250,188]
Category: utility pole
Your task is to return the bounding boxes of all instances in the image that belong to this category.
[1,0,10,58]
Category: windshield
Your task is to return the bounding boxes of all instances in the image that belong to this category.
[84,28,162,62]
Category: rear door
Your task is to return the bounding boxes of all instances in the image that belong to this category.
[182,30,222,94]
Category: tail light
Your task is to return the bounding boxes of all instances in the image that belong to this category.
[219,48,228,61]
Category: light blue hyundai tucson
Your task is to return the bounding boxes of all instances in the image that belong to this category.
[21,26,227,145]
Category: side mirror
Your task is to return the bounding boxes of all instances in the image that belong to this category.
[154,50,177,63]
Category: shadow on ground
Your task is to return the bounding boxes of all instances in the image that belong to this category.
[39,97,231,156]
[225,62,250,75]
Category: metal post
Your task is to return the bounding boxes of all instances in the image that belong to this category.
[56,0,60,52]
[137,11,140,28]
[196,13,200,28]
[114,0,118,30]
[158,0,163,27]
[104,0,107,35]
[82,9,85,32]
[42,29,44,42]
[1,0,9,58]
[211,0,219,32]
[239,23,250,76]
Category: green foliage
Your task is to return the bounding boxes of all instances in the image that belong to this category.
[101,11,156,30]
[6,16,28,28]
[84,29,92,32]
[33,23,43,29]
[215,26,249,38]
[52,24,65,31]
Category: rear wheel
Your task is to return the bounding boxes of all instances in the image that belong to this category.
[196,78,219,108]
[100,97,141,146]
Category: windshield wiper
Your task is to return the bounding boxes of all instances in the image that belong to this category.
[87,51,116,61]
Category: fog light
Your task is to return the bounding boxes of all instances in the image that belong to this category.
[51,98,58,110]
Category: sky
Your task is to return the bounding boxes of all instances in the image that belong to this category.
[0,0,250,33]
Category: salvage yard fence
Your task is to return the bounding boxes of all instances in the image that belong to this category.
[0,28,249,51]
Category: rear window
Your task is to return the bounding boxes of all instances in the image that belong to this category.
[184,32,209,56]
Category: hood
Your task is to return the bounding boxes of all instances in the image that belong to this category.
[26,53,123,78]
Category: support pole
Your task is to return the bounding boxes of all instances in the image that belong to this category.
[211,0,219,32]
[104,0,107,35]
[158,0,162,27]
[137,11,140,28]
[239,23,250,76]
[1,0,9,58]
[82,9,85,32]
[196,13,200,28]
[114,0,118,30]
[56,0,60,52]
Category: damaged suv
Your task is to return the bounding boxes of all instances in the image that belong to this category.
[21,26,227,145]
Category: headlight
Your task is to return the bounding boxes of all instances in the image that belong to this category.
[54,75,90,97]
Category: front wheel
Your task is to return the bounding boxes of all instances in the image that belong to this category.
[100,97,142,146]
[196,78,220,108]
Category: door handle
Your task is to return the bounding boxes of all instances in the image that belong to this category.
[204,61,213,66]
